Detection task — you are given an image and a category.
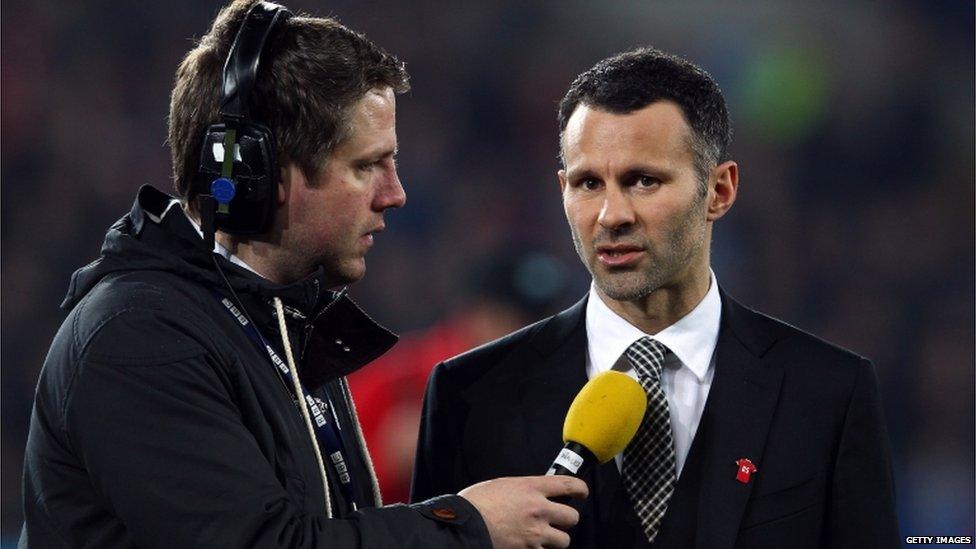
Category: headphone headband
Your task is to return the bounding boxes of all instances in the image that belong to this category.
[221,1,292,124]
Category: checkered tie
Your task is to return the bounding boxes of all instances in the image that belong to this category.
[621,337,676,543]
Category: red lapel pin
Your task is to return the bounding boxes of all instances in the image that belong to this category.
[735,458,757,484]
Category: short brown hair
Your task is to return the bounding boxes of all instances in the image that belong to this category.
[168,0,409,201]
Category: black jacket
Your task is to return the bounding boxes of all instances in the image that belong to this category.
[21,185,490,548]
[412,293,900,548]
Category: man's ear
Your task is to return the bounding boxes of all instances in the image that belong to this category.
[706,160,738,221]
[278,165,294,206]
[558,169,568,194]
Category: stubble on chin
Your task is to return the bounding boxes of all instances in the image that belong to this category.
[309,244,360,287]
[569,208,706,304]
[325,258,365,287]
[570,228,648,301]
[595,268,661,301]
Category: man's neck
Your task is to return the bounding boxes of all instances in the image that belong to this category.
[183,205,296,284]
[595,265,712,335]
[219,235,296,284]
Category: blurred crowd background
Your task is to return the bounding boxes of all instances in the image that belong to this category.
[2,0,973,543]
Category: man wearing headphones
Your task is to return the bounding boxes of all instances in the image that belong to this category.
[19,1,585,547]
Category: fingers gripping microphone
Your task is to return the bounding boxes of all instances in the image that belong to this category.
[546,371,647,479]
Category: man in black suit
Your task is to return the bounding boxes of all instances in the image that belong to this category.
[412,47,900,548]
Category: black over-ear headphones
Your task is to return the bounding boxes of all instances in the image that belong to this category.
[195,1,292,245]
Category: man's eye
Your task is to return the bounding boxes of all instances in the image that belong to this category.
[580,179,601,190]
[636,175,660,188]
[360,157,395,172]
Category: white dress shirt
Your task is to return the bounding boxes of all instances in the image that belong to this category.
[585,271,721,477]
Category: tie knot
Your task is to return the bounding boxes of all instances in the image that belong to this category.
[625,337,669,381]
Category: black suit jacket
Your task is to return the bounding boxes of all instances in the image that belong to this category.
[411,291,900,548]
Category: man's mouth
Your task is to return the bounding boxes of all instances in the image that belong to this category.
[362,225,384,247]
[595,244,644,267]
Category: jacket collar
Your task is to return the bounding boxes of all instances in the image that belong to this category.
[299,295,397,387]
[80,184,398,385]
[131,184,338,313]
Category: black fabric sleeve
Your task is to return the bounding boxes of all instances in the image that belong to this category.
[63,311,488,548]
[825,359,901,548]
[351,496,490,548]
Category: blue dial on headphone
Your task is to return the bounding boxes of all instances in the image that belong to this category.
[211,177,237,205]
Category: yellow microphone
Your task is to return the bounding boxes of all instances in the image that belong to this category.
[546,370,647,478]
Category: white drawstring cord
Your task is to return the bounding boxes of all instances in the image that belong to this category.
[339,376,383,506]
[273,297,333,519]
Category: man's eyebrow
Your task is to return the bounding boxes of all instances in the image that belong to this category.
[621,165,674,179]
[564,167,599,181]
[359,147,398,162]
[565,164,674,181]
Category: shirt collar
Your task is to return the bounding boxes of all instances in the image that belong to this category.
[585,270,722,382]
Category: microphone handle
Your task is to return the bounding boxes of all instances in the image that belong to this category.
[546,441,597,504]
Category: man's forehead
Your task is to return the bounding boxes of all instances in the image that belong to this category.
[565,101,690,142]
[336,87,397,154]
[562,101,694,167]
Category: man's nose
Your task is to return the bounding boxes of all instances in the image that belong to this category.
[375,169,406,211]
[597,184,635,230]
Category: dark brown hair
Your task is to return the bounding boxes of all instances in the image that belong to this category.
[168,0,409,201]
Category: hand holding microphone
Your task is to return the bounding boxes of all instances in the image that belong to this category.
[459,476,587,549]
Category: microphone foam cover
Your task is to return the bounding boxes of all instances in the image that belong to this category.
[562,371,647,463]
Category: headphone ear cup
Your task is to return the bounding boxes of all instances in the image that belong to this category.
[191,2,291,237]
[196,122,278,234]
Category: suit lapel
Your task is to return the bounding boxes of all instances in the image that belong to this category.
[517,296,590,471]
[695,290,784,549]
